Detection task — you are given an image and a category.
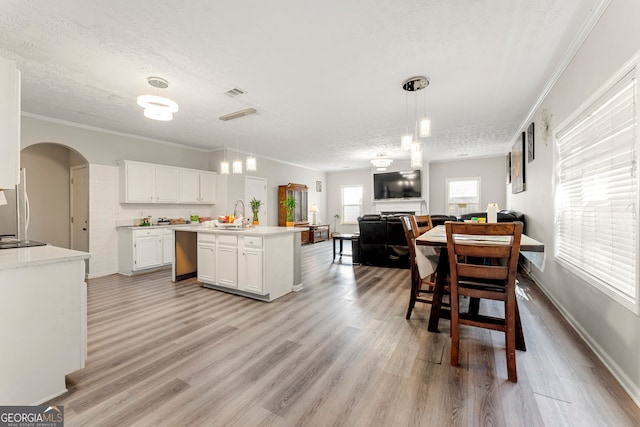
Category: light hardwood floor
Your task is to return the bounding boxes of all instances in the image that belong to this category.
[51,241,640,426]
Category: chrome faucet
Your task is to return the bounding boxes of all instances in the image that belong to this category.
[233,199,246,227]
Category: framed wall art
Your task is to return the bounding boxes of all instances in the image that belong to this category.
[506,152,512,184]
[316,180,322,192]
[527,122,535,163]
[511,132,526,194]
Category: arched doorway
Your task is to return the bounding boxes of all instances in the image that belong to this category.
[20,143,89,254]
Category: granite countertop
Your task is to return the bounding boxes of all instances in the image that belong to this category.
[0,245,91,270]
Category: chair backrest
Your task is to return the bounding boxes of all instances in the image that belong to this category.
[411,215,433,236]
[400,216,418,263]
[445,222,523,287]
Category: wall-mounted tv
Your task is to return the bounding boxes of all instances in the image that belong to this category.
[373,170,422,200]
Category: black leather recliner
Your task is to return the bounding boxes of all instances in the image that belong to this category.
[357,214,410,267]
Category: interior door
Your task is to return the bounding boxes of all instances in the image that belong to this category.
[245,176,268,225]
[70,165,89,253]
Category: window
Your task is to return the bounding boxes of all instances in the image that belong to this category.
[555,56,639,313]
[446,177,480,217]
[341,185,363,224]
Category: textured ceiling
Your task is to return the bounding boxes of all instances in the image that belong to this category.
[0,0,601,171]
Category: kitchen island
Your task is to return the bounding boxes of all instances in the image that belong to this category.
[173,226,305,301]
[0,245,90,404]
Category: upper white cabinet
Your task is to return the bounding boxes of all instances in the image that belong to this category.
[177,169,200,203]
[199,171,217,204]
[0,57,20,189]
[120,160,216,204]
[154,165,178,203]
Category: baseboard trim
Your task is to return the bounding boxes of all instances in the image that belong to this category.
[529,272,640,409]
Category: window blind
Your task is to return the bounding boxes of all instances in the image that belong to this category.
[555,73,638,310]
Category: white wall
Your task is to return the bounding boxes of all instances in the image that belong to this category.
[429,156,506,215]
[21,143,72,248]
[508,0,640,405]
[326,168,371,235]
[21,115,210,169]
[208,151,327,227]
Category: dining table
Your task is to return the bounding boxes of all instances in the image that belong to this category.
[415,224,545,336]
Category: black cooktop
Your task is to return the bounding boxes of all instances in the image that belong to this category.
[0,240,47,250]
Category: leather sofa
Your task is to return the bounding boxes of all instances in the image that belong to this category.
[458,209,526,233]
[357,214,410,267]
[357,210,526,268]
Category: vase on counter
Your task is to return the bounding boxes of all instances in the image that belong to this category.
[252,210,259,225]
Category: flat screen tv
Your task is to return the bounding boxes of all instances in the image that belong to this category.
[373,170,422,200]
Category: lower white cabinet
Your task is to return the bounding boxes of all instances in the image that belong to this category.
[239,236,264,294]
[133,229,162,270]
[197,234,216,283]
[162,229,174,265]
[118,227,174,275]
[215,235,238,288]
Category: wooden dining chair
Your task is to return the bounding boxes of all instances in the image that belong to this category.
[411,215,433,236]
[401,216,438,319]
[445,221,523,382]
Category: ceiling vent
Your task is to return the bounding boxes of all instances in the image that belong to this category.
[225,87,247,97]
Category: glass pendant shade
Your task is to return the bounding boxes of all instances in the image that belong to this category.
[401,134,413,151]
[246,156,257,172]
[419,117,432,137]
[411,148,423,168]
[220,161,230,175]
[232,159,243,174]
[410,141,421,152]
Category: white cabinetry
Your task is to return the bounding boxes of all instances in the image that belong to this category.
[162,229,174,265]
[177,169,200,203]
[239,236,263,294]
[118,227,174,275]
[121,160,216,204]
[193,230,295,301]
[0,57,20,189]
[199,172,217,204]
[216,234,238,288]
[197,234,216,283]
[154,165,178,203]
[133,229,163,270]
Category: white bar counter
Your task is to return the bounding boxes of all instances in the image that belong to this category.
[0,245,90,405]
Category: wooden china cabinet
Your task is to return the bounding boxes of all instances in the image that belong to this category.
[278,183,310,244]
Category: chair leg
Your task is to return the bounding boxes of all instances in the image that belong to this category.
[450,285,460,367]
[505,294,517,382]
[406,268,418,319]
[515,299,526,351]
[428,250,448,332]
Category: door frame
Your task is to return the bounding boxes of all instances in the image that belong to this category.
[70,165,89,254]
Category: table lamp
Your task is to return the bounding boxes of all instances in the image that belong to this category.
[310,204,319,225]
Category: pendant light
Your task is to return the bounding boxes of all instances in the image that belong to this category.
[419,82,432,137]
[401,76,431,162]
[401,90,413,151]
[220,144,230,175]
[232,137,243,174]
[246,115,257,171]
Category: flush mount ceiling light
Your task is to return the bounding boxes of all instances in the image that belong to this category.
[371,153,393,171]
[137,77,179,121]
[401,76,431,153]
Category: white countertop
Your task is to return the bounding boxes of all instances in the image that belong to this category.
[0,245,91,270]
[176,225,306,236]
[117,223,194,230]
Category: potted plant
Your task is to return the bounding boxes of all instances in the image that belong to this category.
[333,213,340,235]
[250,197,262,225]
[282,195,296,227]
